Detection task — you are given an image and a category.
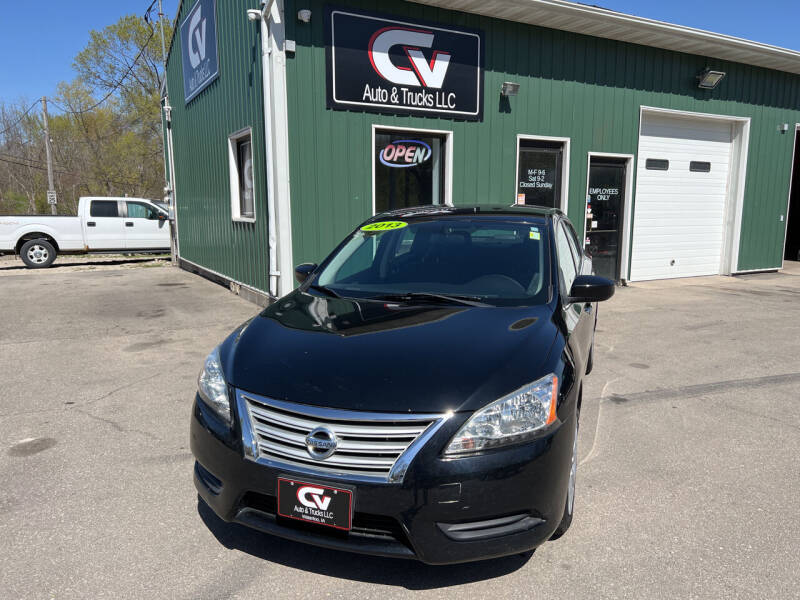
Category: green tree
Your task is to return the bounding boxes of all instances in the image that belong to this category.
[0,14,172,215]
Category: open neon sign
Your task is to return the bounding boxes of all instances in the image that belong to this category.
[379,139,432,168]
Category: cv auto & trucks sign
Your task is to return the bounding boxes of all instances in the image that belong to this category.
[326,8,484,120]
[181,0,219,103]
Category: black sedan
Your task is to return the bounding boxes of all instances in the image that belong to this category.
[191,205,614,564]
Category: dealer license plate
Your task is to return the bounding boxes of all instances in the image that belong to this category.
[277,477,353,530]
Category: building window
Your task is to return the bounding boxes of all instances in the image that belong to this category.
[645,159,669,171]
[373,128,450,214]
[515,137,570,210]
[228,128,256,222]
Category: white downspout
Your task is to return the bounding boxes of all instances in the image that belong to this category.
[259,0,280,298]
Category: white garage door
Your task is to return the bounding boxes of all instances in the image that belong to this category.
[630,113,734,281]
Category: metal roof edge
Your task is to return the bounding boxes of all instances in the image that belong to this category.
[406,0,800,75]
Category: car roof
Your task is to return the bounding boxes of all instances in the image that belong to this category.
[373,204,563,221]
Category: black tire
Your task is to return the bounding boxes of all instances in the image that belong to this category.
[20,239,57,268]
[550,413,579,541]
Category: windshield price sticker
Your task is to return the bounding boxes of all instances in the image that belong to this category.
[361,221,408,233]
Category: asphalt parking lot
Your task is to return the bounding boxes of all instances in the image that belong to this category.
[1,259,799,599]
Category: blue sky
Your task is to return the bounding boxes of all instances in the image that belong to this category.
[0,0,798,108]
[0,0,178,107]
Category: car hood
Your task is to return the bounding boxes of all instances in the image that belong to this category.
[222,290,559,414]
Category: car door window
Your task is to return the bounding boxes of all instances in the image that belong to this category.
[555,221,578,298]
[562,221,583,275]
[90,201,120,218]
[127,202,158,220]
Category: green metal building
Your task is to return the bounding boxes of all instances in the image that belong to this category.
[162,0,800,303]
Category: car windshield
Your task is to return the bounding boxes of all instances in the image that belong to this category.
[315,217,550,306]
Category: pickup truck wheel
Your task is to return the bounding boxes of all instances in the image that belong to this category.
[20,239,57,268]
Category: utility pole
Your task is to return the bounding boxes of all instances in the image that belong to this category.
[157,0,179,263]
[42,96,57,215]
[157,0,168,69]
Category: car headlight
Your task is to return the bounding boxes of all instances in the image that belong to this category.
[444,374,558,456]
[197,347,231,424]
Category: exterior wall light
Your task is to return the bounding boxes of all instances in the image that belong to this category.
[697,68,726,89]
[501,82,520,96]
[298,9,312,23]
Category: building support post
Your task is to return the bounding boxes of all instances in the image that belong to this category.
[259,0,281,298]
[261,0,294,298]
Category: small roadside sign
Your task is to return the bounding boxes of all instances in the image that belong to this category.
[46,190,57,205]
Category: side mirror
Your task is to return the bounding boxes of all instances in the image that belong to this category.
[157,213,167,220]
[294,262,318,284]
[569,275,615,303]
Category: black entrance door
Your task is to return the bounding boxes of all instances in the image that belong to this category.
[585,158,627,281]
[516,140,563,208]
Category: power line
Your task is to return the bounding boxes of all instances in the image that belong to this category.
[0,155,63,173]
[0,99,42,137]
[0,155,145,188]
[0,151,48,166]
[49,27,156,117]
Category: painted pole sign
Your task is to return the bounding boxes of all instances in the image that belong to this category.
[180,0,220,103]
[326,8,484,120]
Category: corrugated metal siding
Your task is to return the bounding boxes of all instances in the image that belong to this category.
[165,0,270,291]
[284,0,800,272]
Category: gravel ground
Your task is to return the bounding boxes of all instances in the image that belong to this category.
[0,253,170,276]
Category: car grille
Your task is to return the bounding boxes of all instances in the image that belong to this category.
[237,390,445,483]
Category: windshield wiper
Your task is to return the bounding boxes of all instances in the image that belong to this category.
[307,284,342,298]
[371,292,488,307]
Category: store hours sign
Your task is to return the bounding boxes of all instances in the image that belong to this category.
[326,8,484,120]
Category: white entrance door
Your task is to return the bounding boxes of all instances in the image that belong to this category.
[630,112,734,281]
[124,201,170,249]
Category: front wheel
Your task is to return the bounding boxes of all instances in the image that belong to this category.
[20,239,57,268]
[550,414,578,541]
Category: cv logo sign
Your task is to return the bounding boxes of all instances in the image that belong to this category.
[180,0,219,103]
[187,5,207,68]
[327,9,483,118]
[297,486,332,511]
[369,27,451,88]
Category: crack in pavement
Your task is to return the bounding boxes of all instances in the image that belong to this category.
[712,398,800,433]
[72,407,161,441]
[588,372,800,406]
[0,377,156,419]
[578,371,800,467]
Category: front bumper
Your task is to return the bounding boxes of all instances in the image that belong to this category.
[190,396,575,565]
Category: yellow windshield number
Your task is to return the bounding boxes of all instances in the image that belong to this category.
[360,221,409,233]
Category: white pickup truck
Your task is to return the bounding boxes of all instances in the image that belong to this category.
[0,197,170,268]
